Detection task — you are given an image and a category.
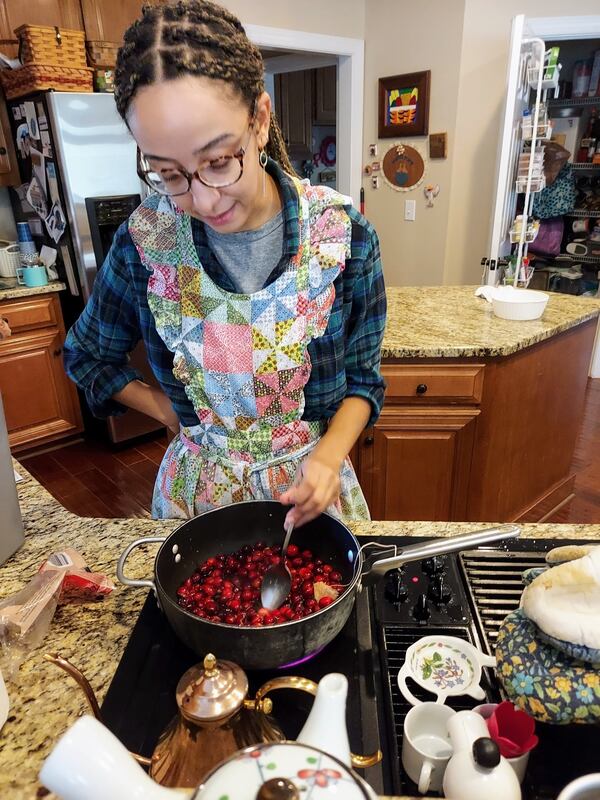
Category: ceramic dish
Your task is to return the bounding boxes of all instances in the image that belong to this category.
[397,635,496,706]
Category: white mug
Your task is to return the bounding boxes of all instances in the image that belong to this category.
[401,702,455,794]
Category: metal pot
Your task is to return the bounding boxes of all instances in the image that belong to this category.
[117,501,519,670]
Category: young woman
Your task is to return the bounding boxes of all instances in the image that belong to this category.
[64,0,386,527]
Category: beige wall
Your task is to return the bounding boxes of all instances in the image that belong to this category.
[227,0,366,39]
[444,0,599,285]
[362,0,465,286]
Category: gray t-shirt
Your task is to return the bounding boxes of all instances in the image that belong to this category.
[205,211,284,294]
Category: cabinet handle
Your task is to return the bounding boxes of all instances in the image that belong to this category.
[416,383,428,395]
[364,435,374,445]
[53,347,62,357]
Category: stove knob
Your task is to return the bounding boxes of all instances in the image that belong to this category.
[428,574,452,604]
[385,570,408,602]
[413,593,430,622]
[422,556,446,576]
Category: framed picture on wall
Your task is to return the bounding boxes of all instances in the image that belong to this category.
[378,70,431,138]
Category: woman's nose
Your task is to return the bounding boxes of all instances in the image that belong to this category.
[189,176,222,213]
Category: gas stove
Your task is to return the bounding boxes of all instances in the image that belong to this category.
[102,536,600,799]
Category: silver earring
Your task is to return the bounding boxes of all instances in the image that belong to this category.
[259,148,268,195]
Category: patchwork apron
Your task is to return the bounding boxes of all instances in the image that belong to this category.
[129,179,369,521]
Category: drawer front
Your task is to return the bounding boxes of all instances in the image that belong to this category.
[383,364,485,404]
[0,295,59,334]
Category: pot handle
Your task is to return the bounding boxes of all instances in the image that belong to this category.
[116,536,166,590]
[361,525,520,585]
[254,677,382,770]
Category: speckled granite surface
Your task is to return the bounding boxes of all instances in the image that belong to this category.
[0,281,66,302]
[382,286,600,358]
[1,464,598,799]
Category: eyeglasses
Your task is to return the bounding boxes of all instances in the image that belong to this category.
[137,125,254,196]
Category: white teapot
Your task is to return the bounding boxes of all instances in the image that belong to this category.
[40,673,379,800]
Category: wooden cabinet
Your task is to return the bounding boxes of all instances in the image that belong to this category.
[314,66,336,124]
[274,70,313,160]
[0,0,83,40]
[358,407,479,521]
[0,293,83,451]
[355,363,483,521]
[79,0,164,45]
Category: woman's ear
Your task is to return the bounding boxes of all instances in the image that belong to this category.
[254,91,272,149]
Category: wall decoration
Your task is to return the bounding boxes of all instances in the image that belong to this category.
[429,132,447,159]
[424,183,440,207]
[382,143,426,192]
[378,70,430,138]
[319,135,336,167]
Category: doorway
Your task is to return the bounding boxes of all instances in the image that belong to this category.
[245,24,364,205]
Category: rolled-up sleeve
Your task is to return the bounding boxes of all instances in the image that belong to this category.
[63,227,143,418]
[344,224,387,425]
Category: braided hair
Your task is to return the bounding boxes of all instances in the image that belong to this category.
[114,0,295,175]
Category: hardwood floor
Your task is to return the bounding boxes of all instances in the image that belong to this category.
[18,379,600,523]
[20,433,169,518]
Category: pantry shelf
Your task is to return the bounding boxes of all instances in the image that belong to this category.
[565,209,600,218]
[548,96,600,108]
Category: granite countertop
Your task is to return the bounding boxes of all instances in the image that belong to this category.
[1,464,599,800]
[0,281,66,302]
[382,286,600,359]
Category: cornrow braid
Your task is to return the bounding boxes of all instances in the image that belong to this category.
[114,0,296,175]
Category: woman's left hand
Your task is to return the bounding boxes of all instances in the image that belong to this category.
[279,452,342,528]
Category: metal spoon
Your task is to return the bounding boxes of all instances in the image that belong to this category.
[260,521,294,610]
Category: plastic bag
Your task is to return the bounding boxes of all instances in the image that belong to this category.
[543,140,570,186]
[0,549,114,680]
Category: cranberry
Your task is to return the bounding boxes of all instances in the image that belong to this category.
[319,596,334,608]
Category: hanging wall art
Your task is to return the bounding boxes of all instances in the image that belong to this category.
[382,143,426,192]
[378,70,430,138]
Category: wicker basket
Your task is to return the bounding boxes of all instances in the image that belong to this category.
[15,24,87,69]
[86,40,120,68]
[0,63,93,99]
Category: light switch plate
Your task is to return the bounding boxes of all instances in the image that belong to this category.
[405,199,416,221]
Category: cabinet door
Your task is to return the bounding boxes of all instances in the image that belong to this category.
[0,0,83,38]
[274,70,313,159]
[79,0,164,44]
[0,95,19,187]
[360,407,479,521]
[314,66,336,125]
[0,327,83,450]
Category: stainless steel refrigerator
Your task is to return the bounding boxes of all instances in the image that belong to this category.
[7,92,164,443]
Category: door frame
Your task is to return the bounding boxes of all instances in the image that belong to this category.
[245,24,364,204]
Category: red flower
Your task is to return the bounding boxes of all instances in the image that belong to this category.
[297,768,342,787]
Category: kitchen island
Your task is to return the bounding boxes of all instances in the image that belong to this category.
[1,464,599,799]
[357,286,600,523]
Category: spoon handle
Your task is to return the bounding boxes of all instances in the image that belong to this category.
[281,521,294,559]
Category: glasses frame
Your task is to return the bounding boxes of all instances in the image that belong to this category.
[137,123,255,197]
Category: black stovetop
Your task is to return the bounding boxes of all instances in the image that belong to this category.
[101,535,600,799]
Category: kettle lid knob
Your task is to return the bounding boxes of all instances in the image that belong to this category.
[256,777,300,800]
[472,737,501,769]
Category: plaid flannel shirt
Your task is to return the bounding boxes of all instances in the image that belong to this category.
[64,161,387,428]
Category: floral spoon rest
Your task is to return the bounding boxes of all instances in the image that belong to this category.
[397,635,496,706]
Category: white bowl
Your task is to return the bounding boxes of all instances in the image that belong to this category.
[491,287,549,321]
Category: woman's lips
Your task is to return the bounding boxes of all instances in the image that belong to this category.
[203,204,237,227]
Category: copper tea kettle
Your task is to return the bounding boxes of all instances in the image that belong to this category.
[44,652,335,788]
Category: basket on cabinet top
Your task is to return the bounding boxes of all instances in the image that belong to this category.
[86,40,120,69]
[0,64,93,100]
[15,24,87,69]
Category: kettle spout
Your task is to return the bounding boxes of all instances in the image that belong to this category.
[40,716,185,800]
[296,673,352,768]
